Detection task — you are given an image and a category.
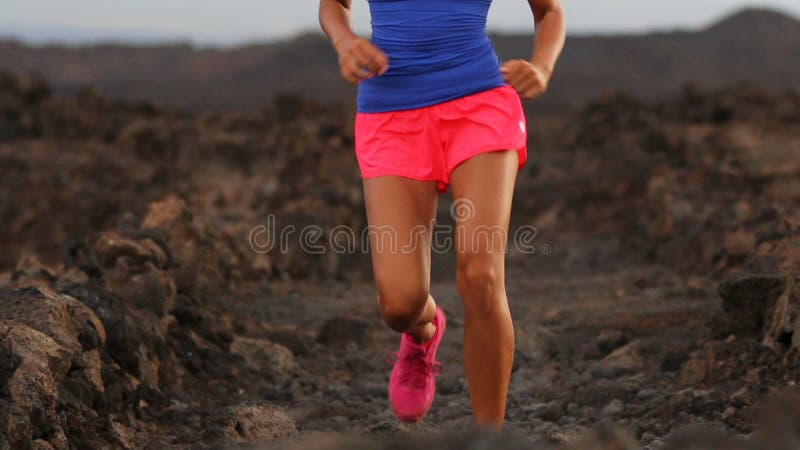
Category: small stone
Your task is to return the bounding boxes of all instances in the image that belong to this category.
[679,351,709,385]
[637,388,659,400]
[745,367,761,383]
[593,341,644,378]
[661,351,688,372]
[576,381,629,408]
[210,403,297,445]
[549,425,589,445]
[522,401,564,422]
[602,399,625,416]
[721,406,737,421]
[597,329,627,354]
[723,230,757,257]
[230,336,298,374]
[729,386,754,406]
[564,422,638,449]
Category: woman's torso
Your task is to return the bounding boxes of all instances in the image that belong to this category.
[357,0,506,113]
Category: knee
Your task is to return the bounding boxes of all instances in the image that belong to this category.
[457,257,503,310]
[376,281,429,333]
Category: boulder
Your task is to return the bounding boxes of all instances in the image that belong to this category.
[141,195,236,301]
[0,321,72,449]
[90,230,176,318]
[0,287,81,355]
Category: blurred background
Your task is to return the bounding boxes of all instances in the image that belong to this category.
[4,0,800,42]
[1,2,799,449]
[1,1,799,111]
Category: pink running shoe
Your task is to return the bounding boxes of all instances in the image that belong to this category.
[386,307,447,422]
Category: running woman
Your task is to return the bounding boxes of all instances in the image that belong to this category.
[318,0,565,426]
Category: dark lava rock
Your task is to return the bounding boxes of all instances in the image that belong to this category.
[1,71,800,449]
[661,422,747,450]
[575,381,630,408]
[203,403,297,446]
[0,287,82,354]
[565,422,638,450]
[596,329,628,354]
[317,316,370,347]
[0,193,303,449]
[0,319,74,449]
[267,427,540,450]
[661,351,689,372]
[140,194,235,302]
[591,341,644,378]
[91,230,177,318]
[718,275,785,336]
[229,336,298,377]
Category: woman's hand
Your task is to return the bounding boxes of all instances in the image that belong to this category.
[504,0,565,100]
[334,36,389,84]
[320,0,386,84]
[500,59,552,100]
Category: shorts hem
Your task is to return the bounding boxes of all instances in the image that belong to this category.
[360,172,447,189]
[359,143,527,194]
[447,144,528,176]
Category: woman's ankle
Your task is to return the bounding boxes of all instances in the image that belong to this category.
[407,321,436,344]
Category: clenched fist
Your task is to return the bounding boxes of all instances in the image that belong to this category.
[334,36,389,84]
[501,59,552,100]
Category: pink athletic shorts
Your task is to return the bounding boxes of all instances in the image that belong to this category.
[354,85,528,193]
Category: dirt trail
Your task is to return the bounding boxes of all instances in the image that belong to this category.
[233,232,718,447]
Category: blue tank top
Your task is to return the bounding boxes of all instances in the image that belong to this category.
[357,0,506,113]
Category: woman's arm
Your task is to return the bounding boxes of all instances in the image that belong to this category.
[319,0,389,84]
[501,0,566,99]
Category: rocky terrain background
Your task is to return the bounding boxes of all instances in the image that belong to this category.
[1,9,798,114]
[0,40,799,450]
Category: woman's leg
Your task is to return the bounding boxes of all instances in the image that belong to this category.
[363,176,439,342]
[449,150,519,426]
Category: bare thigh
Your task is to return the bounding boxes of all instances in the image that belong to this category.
[450,150,519,294]
[363,176,438,326]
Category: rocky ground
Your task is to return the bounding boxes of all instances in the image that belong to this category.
[1,72,799,449]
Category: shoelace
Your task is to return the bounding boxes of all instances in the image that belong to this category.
[386,348,443,389]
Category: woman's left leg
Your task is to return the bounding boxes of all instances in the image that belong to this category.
[449,149,519,426]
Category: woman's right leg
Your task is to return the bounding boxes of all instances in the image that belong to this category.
[363,176,438,342]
